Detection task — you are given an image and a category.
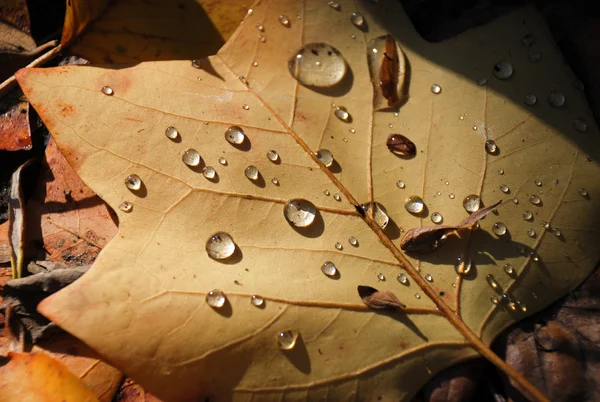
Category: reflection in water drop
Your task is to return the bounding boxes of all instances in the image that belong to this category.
[431,212,443,224]
[277,330,299,350]
[348,237,358,246]
[523,210,533,220]
[206,232,236,260]
[245,165,259,180]
[267,150,279,162]
[367,34,407,110]
[225,126,246,145]
[404,195,424,214]
[361,202,389,228]
[455,255,471,275]
[279,15,290,27]
[218,157,227,166]
[485,140,498,154]
[463,194,480,213]
[251,295,264,307]
[397,273,408,284]
[321,261,337,277]
[424,274,433,282]
[125,174,142,190]
[206,289,226,308]
[377,273,386,281]
[334,106,350,121]
[182,149,201,166]
[430,84,442,94]
[530,195,541,205]
[283,199,317,227]
[119,201,132,212]
[316,149,334,167]
[101,86,114,96]
[492,222,507,236]
[396,180,405,189]
[288,43,347,88]
[165,126,179,140]
[203,166,216,179]
[350,12,364,27]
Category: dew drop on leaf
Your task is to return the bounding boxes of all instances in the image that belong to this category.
[283,199,317,227]
[206,232,236,260]
[258,35,266,43]
[165,126,179,140]
[415,293,421,299]
[424,274,433,282]
[449,193,455,199]
[530,195,542,205]
[321,261,337,277]
[386,134,416,157]
[500,184,510,194]
[486,274,501,291]
[431,212,443,224]
[573,118,588,132]
[361,202,389,228]
[251,295,264,307]
[513,197,519,204]
[524,93,537,105]
[430,84,442,94]
[245,165,259,180]
[377,273,386,281]
[125,174,141,190]
[279,15,290,27]
[528,228,536,238]
[535,180,542,187]
[485,140,498,154]
[323,189,330,196]
[542,221,551,230]
[579,188,589,197]
[182,149,201,166]
[218,157,227,166]
[492,222,507,236]
[348,236,358,246]
[498,168,504,175]
[225,126,246,145]
[119,201,132,212]
[101,86,114,96]
[316,149,334,167]
[492,61,513,79]
[529,51,542,62]
[547,90,566,107]
[503,264,514,275]
[206,289,226,308]
[277,330,299,350]
[288,43,347,88]
[334,106,350,121]
[327,1,340,10]
[396,180,405,189]
[523,210,533,220]
[350,12,364,27]
[333,193,341,201]
[455,255,471,275]
[530,251,540,262]
[267,150,279,162]
[271,178,279,185]
[552,228,562,237]
[397,273,408,285]
[256,23,264,32]
[335,242,343,250]
[202,166,216,179]
[463,194,481,213]
[405,195,424,214]
[491,295,499,304]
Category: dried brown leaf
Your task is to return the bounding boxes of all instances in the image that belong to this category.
[358,285,406,310]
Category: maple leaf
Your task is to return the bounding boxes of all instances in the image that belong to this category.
[15,0,600,400]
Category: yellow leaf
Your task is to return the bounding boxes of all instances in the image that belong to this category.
[17,0,600,400]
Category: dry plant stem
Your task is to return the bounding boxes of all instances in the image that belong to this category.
[226,56,549,402]
[0,43,62,98]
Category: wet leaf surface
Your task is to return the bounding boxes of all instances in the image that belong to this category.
[15,0,600,400]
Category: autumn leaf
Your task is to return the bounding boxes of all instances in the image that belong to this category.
[16,0,600,401]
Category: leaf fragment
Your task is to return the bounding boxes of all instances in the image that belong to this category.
[358,285,406,310]
[387,134,416,157]
[380,34,400,107]
[8,160,30,279]
[400,201,502,252]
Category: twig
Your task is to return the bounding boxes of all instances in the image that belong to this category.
[0,42,63,98]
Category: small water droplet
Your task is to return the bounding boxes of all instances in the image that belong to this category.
[579,188,589,197]
[206,289,226,308]
[492,222,507,236]
[252,61,258,67]
[415,293,421,299]
[247,8,253,15]
[430,84,442,94]
[463,194,481,213]
[498,168,504,175]
[256,23,264,32]
[573,118,588,132]
[242,104,250,110]
[503,264,514,275]
[350,33,356,39]
[327,1,340,10]
[436,191,441,196]
[350,12,364,27]
[218,157,227,166]
[238,75,247,85]
[477,77,487,86]
[348,236,358,246]
[321,261,338,277]
[521,34,535,47]
[529,51,541,62]
[251,295,264,307]
[542,221,551,230]
[530,195,541,205]
[279,15,290,27]
[527,228,536,238]
[512,197,519,204]
[524,93,537,106]
[547,90,566,107]
[258,35,266,43]
[445,181,449,185]
[492,61,513,80]
[316,149,334,167]
[182,149,201,166]
[335,242,343,250]
[101,86,114,96]
[119,201,132,212]
[486,274,501,291]
[288,43,347,88]
[165,126,179,140]
[485,140,498,154]
[449,193,455,199]
[431,212,443,224]
[388,123,393,128]
[333,193,341,201]
[552,228,562,237]
[266,150,279,162]
[459,115,464,120]
[125,174,142,190]
[349,128,356,133]
[202,166,216,179]
[404,195,424,214]
[455,255,471,275]
[533,180,542,187]
[245,165,259,180]
[472,125,478,131]
[277,330,299,350]
[361,202,390,228]
[206,232,236,260]
[377,273,385,281]
[397,273,408,284]
[530,251,540,262]
[271,178,279,185]
[334,106,350,122]
[191,59,201,68]
[283,199,317,227]
[491,295,499,304]
[500,184,510,194]
[523,210,533,220]
[396,180,406,189]
[424,274,433,282]
[323,190,330,196]
[519,302,527,312]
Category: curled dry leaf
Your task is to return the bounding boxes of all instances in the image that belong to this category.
[401,200,502,252]
[8,160,30,278]
[358,285,406,310]
[15,0,600,400]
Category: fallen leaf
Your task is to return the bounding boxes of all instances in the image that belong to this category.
[16,0,600,400]
[115,380,163,402]
[358,285,406,310]
[0,100,31,151]
[0,352,99,402]
[0,222,9,263]
[61,0,250,63]
[400,200,501,252]
[8,160,30,278]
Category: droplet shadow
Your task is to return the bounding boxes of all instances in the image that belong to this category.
[383,216,402,240]
[215,246,243,265]
[229,137,252,152]
[328,159,342,174]
[249,172,266,188]
[211,297,233,318]
[185,158,206,174]
[281,334,311,374]
[128,181,147,198]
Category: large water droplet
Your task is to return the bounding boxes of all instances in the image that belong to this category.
[288,43,347,88]
[119,201,132,212]
[125,174,142,190]
[530,195,541,205]
[486,274,501,291]
[523,210,533,220]
[225,126,246,145]
[492,222,507,236]
[251,295,264,307]
[101,86,114,96]
[404,195,424,214]
[361,202,389,228]
[321,261,337,277]
[165,126,179,140]
[524,93,537,106]
[203,166,216,179]
[206,232,236,260]
[245,165,259,180]
[334,106,350,122]
[573,118,588,132]
[463,194,481,213]
[206,289,226,308]
[348,236,358,246]
[267,150,279,162]
[431,212,443,224]
[492,61,513,79]
[283,199,317,227]
[547,90,566,107]
[316,149,334,167]
[278,330,299,350]
[500,184,510,194]
[455,255,471,275]
[367,35,406,110]
[485,140,498,154]
[430,84,442,94]
[350,12,364,27]
[182,149,201,166]
[397,273,408,285]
